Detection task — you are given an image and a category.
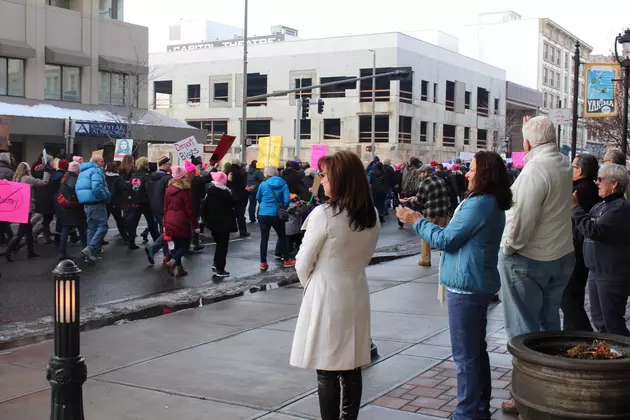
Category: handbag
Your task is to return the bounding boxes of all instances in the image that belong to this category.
[271,189,290,221]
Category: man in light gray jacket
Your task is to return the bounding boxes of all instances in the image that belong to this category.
[499,116,575,413]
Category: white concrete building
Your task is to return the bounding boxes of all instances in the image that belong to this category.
[449,11,594,150]
[0,0,203,164]
[150,31,507,164]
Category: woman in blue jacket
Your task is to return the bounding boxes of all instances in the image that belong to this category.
[256,166,293,271]
[397,151,512,420]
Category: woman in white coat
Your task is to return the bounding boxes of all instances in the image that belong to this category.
[291,150,381,420]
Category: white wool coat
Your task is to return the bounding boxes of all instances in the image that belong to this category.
[290,205,380,371]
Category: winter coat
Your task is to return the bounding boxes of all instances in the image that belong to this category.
[0,161,14,181]
[383,164,395,188]
[369,167,388,194]
[76,162,111,205]
[282,168,309,201]
[31,167,58,215]
[203,182,237,234]
[17,172,50,213]
[572,178,601,246]
[291,205,380,370]
[303,175,315,192]
[414,194,505,294]
[59,172,85,227]
[191,174,211,218]
[105,172,129,207]
[129,168,151,206]
[246,166,265,189]
[401,166,422,197]
[573,193,630,284]
[286,201,309,236]
[163,181,198,238]
[391,171,403,194]
[228,165,248,201]
[147,170,172,218]
[453,171,466,201]
[257,176,290,217]
[435,170,461,211]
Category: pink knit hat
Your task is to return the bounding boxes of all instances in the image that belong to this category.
[73,156,83,165]
[184,160,196,173]
[211,171,227,185]
[171,166,186,180]
[68,162,80,174]
[394,163,402,170]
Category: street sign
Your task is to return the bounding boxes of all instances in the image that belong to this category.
[549,108,572,126]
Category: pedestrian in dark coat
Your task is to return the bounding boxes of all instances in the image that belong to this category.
[369,162,388,222]
[572,163,630,336]
[58,162,87,260]
[283,161,309,201]
[105,162,130,242]
[203,171,237,277]
[228,158,249,237]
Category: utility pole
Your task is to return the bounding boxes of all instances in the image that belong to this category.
[295,94,301,160]
[557,100,562,148]
[370,50,376,161]
[239,0,248,164]
[571,41,580,159]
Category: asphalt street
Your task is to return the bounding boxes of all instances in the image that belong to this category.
[0,214,418,324]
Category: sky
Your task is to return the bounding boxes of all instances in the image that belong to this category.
[125,0,630,55]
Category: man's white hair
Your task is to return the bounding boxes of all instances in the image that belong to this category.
[0,153,11,164]
[522,116,556,147]
[232,157,242,166]
[383,158,392,165]
[90,155,103,163]
[264,166,278,178]
[599,163,630,194]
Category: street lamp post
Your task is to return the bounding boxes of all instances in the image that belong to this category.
[571,41,581,160]
[369,50,376,161]
[239,0,249,164]
[614,29,630,163]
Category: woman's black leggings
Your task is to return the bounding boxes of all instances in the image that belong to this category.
[316,369,362,420]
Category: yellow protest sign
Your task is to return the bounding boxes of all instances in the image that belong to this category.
[256,136,282,168]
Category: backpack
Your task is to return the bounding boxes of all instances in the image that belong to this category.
[57,185,79,208]
[130,171,150,203]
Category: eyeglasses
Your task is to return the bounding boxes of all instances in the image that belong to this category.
[597,177,608,182]
[320,171,327,178]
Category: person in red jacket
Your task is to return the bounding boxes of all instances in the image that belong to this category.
[163,166,199,277]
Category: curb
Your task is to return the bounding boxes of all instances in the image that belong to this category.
[0,249,419,351]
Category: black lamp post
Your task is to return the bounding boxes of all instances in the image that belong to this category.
[614,29,630,163]
[47,260,86,420]
[571,41,581,160]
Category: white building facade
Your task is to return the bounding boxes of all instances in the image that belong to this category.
[451,12,594,150]
[150,32,507,164]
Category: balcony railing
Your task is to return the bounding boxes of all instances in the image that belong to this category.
[420,133,428,142]
[446,99,455,112]
[359,131,389,143]
[443,136,456,148]
[477,106,489,117]
[398,132,412,144]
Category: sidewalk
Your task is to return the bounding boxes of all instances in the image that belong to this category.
[0,253,518,420]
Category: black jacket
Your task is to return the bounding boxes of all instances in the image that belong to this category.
[203,184,237,233]
[435,170,460,211]
[192,173,211,217]
[32,166,56,215]
[105,173,129,207]
[129,168,151,205]
[572,178,601,246]
[383,164,396,188]
[228,165,248,201]
[59,173,85,227]
[370,167,388,194]
[147,170,172,218]
[246,166,264,189]
[282,168,309,200]
[573,193,630,283]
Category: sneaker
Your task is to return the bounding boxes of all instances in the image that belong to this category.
[239,232,251,238]
[215,269,230,278]
[129,243,139,250]
[260,262,269,271]
[283,259,296,268]
[141,234,149,243]
[145,247,155,265]
[81,247,98,263]
[193,245,205,252]
[212,265,217,272]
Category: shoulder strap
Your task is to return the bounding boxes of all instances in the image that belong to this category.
[270,187,281,205]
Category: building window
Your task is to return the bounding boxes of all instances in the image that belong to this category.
[477,129,487,149]
[543,68,548,85]
[421,80,428,101]
[46,64,81,102]
[433,122,437,142]
[550,71,555,87]
[433,83,438,103]
[556,73,560,89]
[398,116,412,144]
[464,127,470,145]
[564,52,569,70]
[47,0,70,8]
[324,119,341,140]
[246,119,271,144]
[543,92,548,108]
[99,71,138,107]
[0,57,25,97]
[494,98,500,115]
[443,124,456,148]
[445,81,455,111]
[400,79,413,104]
[186,119,229,144]
[476,87,489,117]
[213,82,229,102]
[295,119,312,140]
[565,75,569,92]
[99,0,124,20]
[550,47,555,64]
[321,76,355,99]
[543,42,549,61]
[420,121,428,142]
[556,48,561,66]
[187,84,201,104]
[246,73,268,106]
[296,78,313,98]
[465,91,471,109]
[359,115,389,143]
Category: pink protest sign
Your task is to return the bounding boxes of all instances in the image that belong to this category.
[512,152,526,168]
[0,180,31,224]
[310,144,328,169]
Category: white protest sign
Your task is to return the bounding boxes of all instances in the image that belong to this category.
[173,136,202,161]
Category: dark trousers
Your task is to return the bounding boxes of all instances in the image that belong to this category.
[42,213,54,234]
[286,233,303,256]
[259,215,287,263]
[0,222,14,243]
[316,369,362,420]
[588,277,630,336]
[561,250,593,331]
[233,199,248,235]
[9,218,34,252]
[211,230,230,270]
[372,191,386,218]
[248,190,258,222]
[59,224,87,255]
[447,290,493,420]
[126,205,159,244]
[172,237,191,267]
[106,203,128,241]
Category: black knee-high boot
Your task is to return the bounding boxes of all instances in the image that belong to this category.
[340,369,362,420]
[317,370,341,420]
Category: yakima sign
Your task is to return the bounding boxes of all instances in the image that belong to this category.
[167,34,286,52]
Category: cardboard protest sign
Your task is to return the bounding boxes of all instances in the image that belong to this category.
[512,152,526,168]
[92,149,104,159]
[210,134,236,164]
[114,139,133,161]
[0,180,31,224]
[256,136,282,168]
[0,116,9,150]
[312,174,321,194]
[173,136,202,161]
[310,144,328,169]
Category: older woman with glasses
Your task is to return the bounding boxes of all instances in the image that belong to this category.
[572,163,630,336]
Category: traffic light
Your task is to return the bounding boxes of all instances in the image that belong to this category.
[317,99,324,114]
[301,96,310,119]
[365,146,373,152]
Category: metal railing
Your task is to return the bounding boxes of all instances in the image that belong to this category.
[420,133,428,142]
[359,131,389,142]
[398,132,412,144]
[446,99,455,111]
[477,106,489,117]
[323,133,342,140]
[214,95,229,102]
[443,136,456,148]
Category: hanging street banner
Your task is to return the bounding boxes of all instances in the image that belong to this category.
[114,139,134,161]
[256,136,282,168]
[584,63,620,118]
[0,115,9,150]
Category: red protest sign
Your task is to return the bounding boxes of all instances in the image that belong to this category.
[210,134,236,164]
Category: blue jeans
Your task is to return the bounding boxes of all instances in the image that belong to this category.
[258,215,287,263]
[499,251,575,339]
[448,290,493,420]
[84,204,109,253]
[59,224,87,254]
[149,219,169,257]
[248,190,258,222]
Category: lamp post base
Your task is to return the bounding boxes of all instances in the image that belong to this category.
[47,356,87,420]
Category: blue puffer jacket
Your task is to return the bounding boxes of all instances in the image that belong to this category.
[76,162,111,205]
[256,176,290,217]
[414,194,505,294]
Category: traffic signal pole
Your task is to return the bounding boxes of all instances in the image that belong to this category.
[295,96,301,160]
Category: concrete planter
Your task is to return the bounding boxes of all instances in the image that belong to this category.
[508,331,630,420]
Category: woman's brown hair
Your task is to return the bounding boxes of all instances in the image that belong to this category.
[119,154,135,175]
[105,162,118,173]
[318,151,377,231]
[471,151,513,211]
